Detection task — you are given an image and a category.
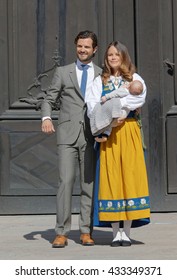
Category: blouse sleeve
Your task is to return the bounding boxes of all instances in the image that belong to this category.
[120,73,147,110]
[86,75,102,118]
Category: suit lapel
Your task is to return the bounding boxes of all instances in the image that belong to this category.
[69,62,102,101]
[93,64,102,78]
[69,63,84,100]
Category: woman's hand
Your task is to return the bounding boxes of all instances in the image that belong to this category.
[95,136,108,143]
[111,117,125,127]
[101,96,107,103]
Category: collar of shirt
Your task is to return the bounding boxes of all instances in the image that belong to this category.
[76,59,93,69]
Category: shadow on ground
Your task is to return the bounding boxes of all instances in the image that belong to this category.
[23,228,144,246]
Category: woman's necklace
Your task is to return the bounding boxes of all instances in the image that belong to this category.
[114,76,123,87]
[114,77,119,86]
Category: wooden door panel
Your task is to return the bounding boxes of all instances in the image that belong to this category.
[166,116,177,194]
[0,120,80,197]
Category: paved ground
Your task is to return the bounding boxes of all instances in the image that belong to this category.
[0,212,177,260]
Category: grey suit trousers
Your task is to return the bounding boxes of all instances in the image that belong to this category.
[55,125,95,236]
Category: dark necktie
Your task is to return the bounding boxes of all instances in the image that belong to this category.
[80,64,89,98]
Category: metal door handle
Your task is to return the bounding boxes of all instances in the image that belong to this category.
[163,59,175,75]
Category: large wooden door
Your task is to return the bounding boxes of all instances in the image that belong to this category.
[0,0,114,214]
[164,0,177,210]
[1,0,177,214]
[134,0,177,211]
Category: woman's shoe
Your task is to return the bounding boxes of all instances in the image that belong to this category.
[111,240,122,247]
[121,231,131,246]
[121,239,131,246]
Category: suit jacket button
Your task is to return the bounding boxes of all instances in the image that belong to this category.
[79,121,84,124]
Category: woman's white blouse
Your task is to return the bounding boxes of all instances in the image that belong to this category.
[86,73,147,119]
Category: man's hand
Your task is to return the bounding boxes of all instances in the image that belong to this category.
[41,119,55,134]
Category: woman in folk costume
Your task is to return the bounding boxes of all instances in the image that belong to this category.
[86,41,150,247]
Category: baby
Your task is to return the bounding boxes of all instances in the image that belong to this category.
[101,80,143,103]
[90,80,143,141]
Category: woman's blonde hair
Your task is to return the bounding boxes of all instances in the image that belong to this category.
[102,41,136,85]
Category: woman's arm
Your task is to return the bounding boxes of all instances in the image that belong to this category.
[120,73,147,110]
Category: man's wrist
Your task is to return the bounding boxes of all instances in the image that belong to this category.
[42,117,52,122]
[42,117,52,121]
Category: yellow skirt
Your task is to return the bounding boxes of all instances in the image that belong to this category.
[98,118,150,222]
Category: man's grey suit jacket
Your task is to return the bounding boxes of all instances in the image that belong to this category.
[41,62,102,145]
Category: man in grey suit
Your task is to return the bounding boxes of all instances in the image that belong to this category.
[41,30,102,248]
